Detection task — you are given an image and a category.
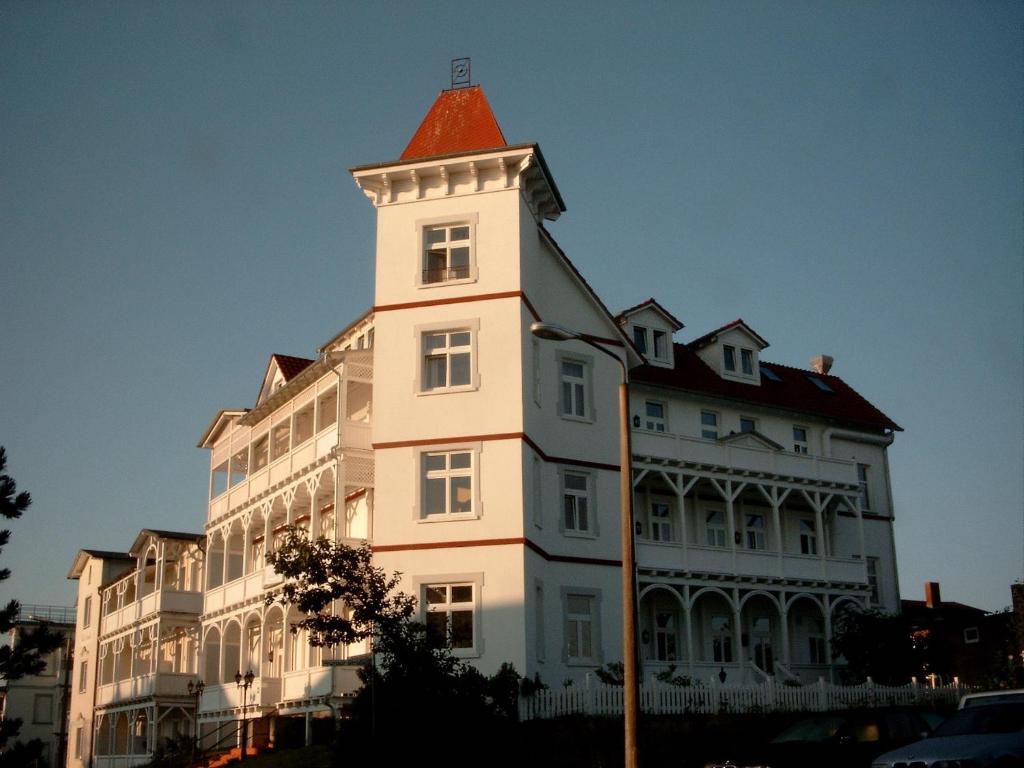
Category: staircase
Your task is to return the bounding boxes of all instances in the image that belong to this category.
[198,746,261,768]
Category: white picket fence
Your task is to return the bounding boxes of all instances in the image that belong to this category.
[519,678,964,720]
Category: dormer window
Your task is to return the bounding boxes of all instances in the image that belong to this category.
[652,330,669,361]
[633,326,649,354]
[741,349,754,375]
[724,345,736,372]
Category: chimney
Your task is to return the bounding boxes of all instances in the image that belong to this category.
[925,581,942,609]
[810,355,834,375]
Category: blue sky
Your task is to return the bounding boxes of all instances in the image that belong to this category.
[2,1,1021,612]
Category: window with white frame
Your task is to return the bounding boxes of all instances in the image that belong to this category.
[565,594,596,662]
[562,472,591,534]
[741,348,754,375]
[866,556,881,604]
[793,426,809,454]
[422,223,472,284]
[559,357,589,419]
[649,501,673,542]
[723,345,737,372]
[422,329,473,391]
[74,727,83,759]
[711,615,733,663]
[739,416,757,434]
[82,596,92,628]
[424,583,475,650]
[652,330,669,361]
[744,512,766,550]
[644,401,667,432]
[701,410,719,440]
[633,326,649,354]
[963,626,980,644]
[654,610,679,661]
[421,450,474,518]
[799,518,818,555]
[857,464,871,511]
[705,509,727,547]
[78,659,88,693]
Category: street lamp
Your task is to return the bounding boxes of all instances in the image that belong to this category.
[234,669,255,761]
[186,678,205,763]
[530,321,640,768]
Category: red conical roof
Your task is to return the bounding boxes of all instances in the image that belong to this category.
[400,86,507,161]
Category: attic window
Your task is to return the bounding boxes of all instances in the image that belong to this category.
[807,375,834,393]
[760,365,781,382]
[652,330,668,361]
[633,326,648,354]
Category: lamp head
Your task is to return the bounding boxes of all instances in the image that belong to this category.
[530,322,581,342]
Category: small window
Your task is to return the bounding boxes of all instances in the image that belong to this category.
[744,513,766,550]
[963,627,980,644]
[423,224,472,284]
[316,387,338,431]
[74,727,83,759]
[723,345,736,372]
[633,326,649,354]
[701,410,719,440]
[229,446,248,487]
[644,401,666,432]
[78,660,88,693]
[793,426,809,454]
[425,584,475,649]
[799,518,817,555]
[559,358,588,419]
[422,329,473,391]
[760,364,782,382]
[741,348,754,375]
[292,402,314,446]
[422,450,474,518]
[857,464,871,511]
[866,556,881,604]
[649,502,673,542]
[271,419,290,460]
[565,594,595,662]
[705,509,726,547]
[739,417,757,434]
[807,375,834,393]
[82,596,92,628]
[562,472,591,534]
[652,330,669,360]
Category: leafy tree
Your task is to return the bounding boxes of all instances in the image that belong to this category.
[831,605,917,684]
[0,446,63,752]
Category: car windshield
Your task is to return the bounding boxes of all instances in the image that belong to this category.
[932,703,1024,737]
[772,716,845,743]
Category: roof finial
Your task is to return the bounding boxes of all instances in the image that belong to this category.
[450,57,471,89]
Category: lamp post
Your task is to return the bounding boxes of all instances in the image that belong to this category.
[186,678,204,763]
[530,321,640,768]
[234,669,254,761]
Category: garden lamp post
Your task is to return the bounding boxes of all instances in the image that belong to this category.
[529,321,640,768]
[186,678,204,762]
[234,669,254,761]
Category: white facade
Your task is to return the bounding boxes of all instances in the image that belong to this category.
[66,83,902,761]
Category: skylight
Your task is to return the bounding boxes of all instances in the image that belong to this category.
[760,365,781,382]
[807,375,834,393]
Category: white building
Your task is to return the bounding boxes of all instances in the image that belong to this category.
[66,81,902,763]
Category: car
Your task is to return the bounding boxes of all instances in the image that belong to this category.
[704,708,934,768]
[961,689,1024,709]
[872,701,1024,768]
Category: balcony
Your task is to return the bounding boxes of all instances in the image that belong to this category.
[210,421,371,521]
[199,677,282,712]
[100,590,202,636]
[281,664,362,702]
[632,431,858,487]
[203,569,267,615]
[637,540,866,585]
[96,671,194,707]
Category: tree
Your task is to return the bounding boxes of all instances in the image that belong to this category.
[830,605,918,684]
[0,446,63,754]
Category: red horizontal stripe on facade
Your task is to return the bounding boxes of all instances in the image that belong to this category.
[373,536,623,568]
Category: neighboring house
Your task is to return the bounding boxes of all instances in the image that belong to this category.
[903,581,1017,686]
[0,605,75,768]
[65,532,203,768]
[66,80,903,759]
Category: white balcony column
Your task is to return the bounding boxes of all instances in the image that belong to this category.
[754,484,790,576]
[731,587,742,675]
[800,490,832,580]
[155,540,166,592]
[682,585,695,679]
[151,626,162,678]
[824,599,836,684]
[850,493,867,564]
[778,597,791,667]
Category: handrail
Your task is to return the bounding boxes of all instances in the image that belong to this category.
[190,715,268,767]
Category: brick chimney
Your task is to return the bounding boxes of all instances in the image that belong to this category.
[925,581,942,609]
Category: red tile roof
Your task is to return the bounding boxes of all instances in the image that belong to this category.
[401,86,508,161]
[272,354,315,382]
[631,343,901,432]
